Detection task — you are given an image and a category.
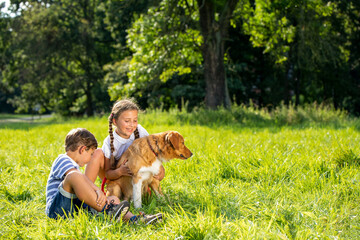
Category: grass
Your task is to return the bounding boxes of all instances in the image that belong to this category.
[1,104,360,239]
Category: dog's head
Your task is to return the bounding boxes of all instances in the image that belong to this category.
[165,131,193,159]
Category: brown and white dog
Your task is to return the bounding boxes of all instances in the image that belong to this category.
[106,131,192,208]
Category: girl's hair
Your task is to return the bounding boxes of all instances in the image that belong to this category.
[65,128,98,151]
[108,99,140,168]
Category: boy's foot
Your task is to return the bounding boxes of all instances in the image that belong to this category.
[133,212,163,225]
[105,200,130,221]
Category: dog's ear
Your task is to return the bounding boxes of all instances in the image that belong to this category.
[166,131,180,149]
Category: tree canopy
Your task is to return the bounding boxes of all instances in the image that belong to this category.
[1,0,360,115]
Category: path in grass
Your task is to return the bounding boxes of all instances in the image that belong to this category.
[0,114,52,123]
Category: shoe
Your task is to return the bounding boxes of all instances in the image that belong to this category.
[105,200,130,221]
[137,212,163,225]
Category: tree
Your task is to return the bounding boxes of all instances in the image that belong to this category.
[243,0,346,106]
[329,1,360,113]
[3,0,113,115]
[102,0,162,102]
[0,3,15,112]
[197,0,239,109]
[124,0,240,109]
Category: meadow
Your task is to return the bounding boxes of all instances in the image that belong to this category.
[1,104,360,239]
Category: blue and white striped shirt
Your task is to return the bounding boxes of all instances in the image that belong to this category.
[45,154,79,215]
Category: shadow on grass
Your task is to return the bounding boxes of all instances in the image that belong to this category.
[143,188,244,222]
[177,109,353,131]
[1,188,33,203]
[144,103,357,132]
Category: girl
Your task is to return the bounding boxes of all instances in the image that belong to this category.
[85,99,165,191]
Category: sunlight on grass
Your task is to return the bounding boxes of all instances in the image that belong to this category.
[1,105,360,239]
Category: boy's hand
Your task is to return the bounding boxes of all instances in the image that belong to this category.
[95,190,106,207]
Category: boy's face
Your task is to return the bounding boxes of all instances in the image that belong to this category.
[78,146,96,167]
[113,110,138,139]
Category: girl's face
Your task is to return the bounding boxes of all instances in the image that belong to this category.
[113,110,138,139]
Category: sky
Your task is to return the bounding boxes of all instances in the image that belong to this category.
[1,0,19,17]
[1,0,10,13]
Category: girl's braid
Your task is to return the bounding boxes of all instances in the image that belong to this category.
[108,113,116,169]
[134,127,140,139]
[108,99,140,169]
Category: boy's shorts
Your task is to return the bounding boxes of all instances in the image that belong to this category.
[47,183,94,219]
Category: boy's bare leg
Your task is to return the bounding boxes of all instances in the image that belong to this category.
[63,171,136,222]
[63,171,108,212]
[85,148,105,183]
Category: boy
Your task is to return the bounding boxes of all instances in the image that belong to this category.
[46,128,162,224]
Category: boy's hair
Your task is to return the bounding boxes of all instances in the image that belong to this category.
[108,99,140,168]
[65,128,98,152]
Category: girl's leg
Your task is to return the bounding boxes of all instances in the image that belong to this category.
[85,148,106,183]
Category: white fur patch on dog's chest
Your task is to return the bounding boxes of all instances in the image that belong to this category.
[138,159,162,180]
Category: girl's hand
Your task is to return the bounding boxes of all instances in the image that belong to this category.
[95,190,106,207]
[117,164,133,177]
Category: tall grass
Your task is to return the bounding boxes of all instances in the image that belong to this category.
[1,104,360,239]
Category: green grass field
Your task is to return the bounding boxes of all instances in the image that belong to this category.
[1,104,360,239]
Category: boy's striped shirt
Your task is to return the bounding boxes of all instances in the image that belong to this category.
[45,154,79,215]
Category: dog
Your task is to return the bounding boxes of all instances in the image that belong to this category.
[106,131,193,208]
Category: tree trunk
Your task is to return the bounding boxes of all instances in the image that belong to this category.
[294,69,300,106]
[197,0,238,109]
[83,0,94,116]
[201,34,228,109]
[85,80,94,116]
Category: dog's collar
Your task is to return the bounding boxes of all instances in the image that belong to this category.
[147,137,159,157]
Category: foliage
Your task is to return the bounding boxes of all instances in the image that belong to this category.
[127,4,201,83]
[103,0,161,102]
[1,0,360,115]
[0,4,15,113]
[242,0,340,65]
[121,0,202,105]
[1,107,360,238]
[241,0,347,105]
[118,0,240,109]
[2,0,114,115]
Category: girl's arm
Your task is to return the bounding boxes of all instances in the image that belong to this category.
[104,157,133,180]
